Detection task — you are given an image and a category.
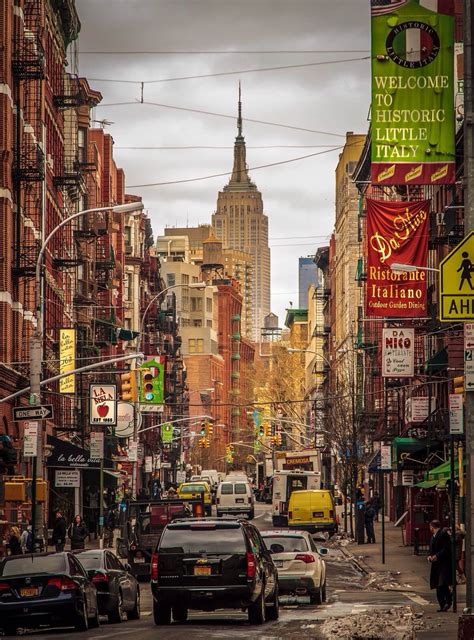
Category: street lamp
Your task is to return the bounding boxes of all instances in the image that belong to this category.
[286,347,332,368]
[390,262,440,273]
[29,201,143,551]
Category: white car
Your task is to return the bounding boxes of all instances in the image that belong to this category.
[261,530,327,604]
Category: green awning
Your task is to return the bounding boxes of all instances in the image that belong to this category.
[392,437,428,466]
[415,480,438,489]
[426,458,464,483]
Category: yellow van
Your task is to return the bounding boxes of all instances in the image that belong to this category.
[288,490,337,534]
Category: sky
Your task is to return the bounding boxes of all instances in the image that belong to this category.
[75,0,371,325]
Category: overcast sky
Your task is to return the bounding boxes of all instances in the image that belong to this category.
[75,0,371,325]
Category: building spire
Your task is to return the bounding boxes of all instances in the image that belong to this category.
[238,81,242,137]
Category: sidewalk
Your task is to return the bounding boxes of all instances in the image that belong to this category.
[344,518,463,639]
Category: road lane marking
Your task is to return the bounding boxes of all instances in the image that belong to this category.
[90,630,139,639]
[405,592,430,606]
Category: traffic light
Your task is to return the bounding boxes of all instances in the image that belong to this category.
[120,370,138,402]
[207,422,213,438]
[139,359,165,404]
[276,431,282,446]
[205,438,210,448]
[199,437,207,448]
[259,425,264,437]
[265,423,272,437]
[200,421,207,436]
[454,376,464,394]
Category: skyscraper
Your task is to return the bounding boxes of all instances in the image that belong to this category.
[298,256,319,309]
[212,86,271,341]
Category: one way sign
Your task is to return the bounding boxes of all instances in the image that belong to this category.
[13,405,54,421]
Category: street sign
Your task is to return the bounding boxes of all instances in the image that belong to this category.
[465,323,474,350]
[380,444,392,470]
[90,432,104,459]
[23,422,38,457]
[139,404,164,413]
[13,405,53,421]
[449,393,464,434]
[440,231,474,322]
[465,350,474,391]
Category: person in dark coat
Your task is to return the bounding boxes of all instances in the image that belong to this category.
[364,502,376,543]
[8,526,22,555]
[52,511,67,552]
[0,438,17,475]
[372,492,382,522]
[428,519,453,611]
[68,514,89,550]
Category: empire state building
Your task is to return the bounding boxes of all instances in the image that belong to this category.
[212,88,271,341]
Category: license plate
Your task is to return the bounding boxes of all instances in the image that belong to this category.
[274,560,283,568]
[194,566,211,576]
[20,587,38,597]
[313,512,324,517]
[134,557,145,563]
[235,498,245,503]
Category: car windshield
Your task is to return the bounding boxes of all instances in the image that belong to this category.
[180,484,206,493]
[220,483,233,494]
[263,536,308,553]
[234,483,248,494]
[0,555,67,577]
[75,554,104,569]
[160,526,246,554]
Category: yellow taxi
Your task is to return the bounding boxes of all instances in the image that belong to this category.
[177,481,212,516]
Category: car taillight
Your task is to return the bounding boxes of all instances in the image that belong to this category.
[329,510,334,518]
[216,498,220,505]
[47,577,77,590]
[151,552,159,580]
[246,552,256,578]
[91,572,109,584]
[0,583,10,592]
[295,553,316,564]
[248,497,252,504]
[288,511,292,519]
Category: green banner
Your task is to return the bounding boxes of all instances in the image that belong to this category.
[371,0,455,185]
[161,423,173,443]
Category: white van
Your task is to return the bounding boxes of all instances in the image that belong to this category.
[216,480,254,519]
[200,469,219,489]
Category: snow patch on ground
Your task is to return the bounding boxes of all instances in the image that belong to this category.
[321,605,425,639]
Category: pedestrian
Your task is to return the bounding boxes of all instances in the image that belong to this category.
[52,511,67,552]
[364,501,376,543]
[0,437,17,475]
[372,492,382,522]
[8,526,22,555]
[454,524,466,583]
[104,505,117,549]
[68,514,89,550]
[427,519,453,612]
[20,522,33,554]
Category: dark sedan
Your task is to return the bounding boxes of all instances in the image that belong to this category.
[76,549,140,623]
[0,552,99,636]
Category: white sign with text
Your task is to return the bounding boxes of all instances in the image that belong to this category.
[382,328,414,377]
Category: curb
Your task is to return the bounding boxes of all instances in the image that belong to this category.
[338,542,371,575]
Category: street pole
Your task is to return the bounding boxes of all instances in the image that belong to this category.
[464,0,474,614]
[451,433,457,613]
[381,470,385,565]
[99,458,104,549]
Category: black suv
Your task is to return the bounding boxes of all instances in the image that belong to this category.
[150,518,279,625]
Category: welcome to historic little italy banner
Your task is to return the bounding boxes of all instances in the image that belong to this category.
[366,198,430,317]
[371,0,455,185]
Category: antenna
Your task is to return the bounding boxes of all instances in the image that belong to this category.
[238,81,242,137]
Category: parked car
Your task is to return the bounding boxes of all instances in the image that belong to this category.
[75,549,140,623]
[216,480,254,519]
[288,490,338,534]
[151,518,279,625]
[0,552,99,635]
[261,530,327,604]
[177,482,212,516]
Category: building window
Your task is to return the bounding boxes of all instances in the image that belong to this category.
[189,339,196,353]
[191,297,202,312]
[207,319,212,328]
[206,297,212,313]
[181,273,189,285]
[78,127,87,163]
[196,338,204,353]
[124,272,133,301]
[167,273,176,287]
[193,319,202,327]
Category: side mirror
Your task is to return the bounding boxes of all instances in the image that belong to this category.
[318,547,329,556]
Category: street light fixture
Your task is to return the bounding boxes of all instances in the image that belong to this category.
[390,262,440,273]
[286,347,332,368]
[29,202,143,551]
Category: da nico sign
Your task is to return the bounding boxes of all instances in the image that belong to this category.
[382,328,414,377]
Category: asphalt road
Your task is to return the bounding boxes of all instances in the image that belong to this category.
[1,503,439,639]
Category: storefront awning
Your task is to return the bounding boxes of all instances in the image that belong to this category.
[46,435,114,470]
[415,480,438,489]
[392,437,428,464]
[425,458,465,483]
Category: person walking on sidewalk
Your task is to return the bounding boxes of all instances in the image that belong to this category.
[52,511,67,552]
[428,519,453,612]
[104,505,117,549]
[372,492,382,522]
[365,501,376,543]
[68,514,89,550]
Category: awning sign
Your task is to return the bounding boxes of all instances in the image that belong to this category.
[382,328,414,377]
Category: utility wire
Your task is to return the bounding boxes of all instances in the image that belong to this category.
[115,145,341,150]
[88,56,370,85]
[126,146,344,188]
[80,49,372,55]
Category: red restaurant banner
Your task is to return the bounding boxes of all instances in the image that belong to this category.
[366,198,429,317]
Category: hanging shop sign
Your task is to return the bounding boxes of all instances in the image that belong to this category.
[59,329,76,394]
[89,384,117,426]
[366,199,429,317]
[439,231,474,322]
[405,396,435,424]
[401,470,415,486]
[449,393,464,435]
[145,456,153,473]
[128,441,138,462]
[382,328,414,377]
[115,402,139,438]
[161,423,173,443]
[370,0,455,185]
[380,443,392,470]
